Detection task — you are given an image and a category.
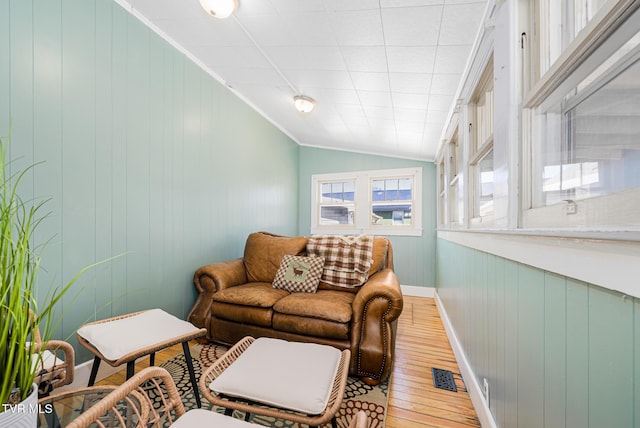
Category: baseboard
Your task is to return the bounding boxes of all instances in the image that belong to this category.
[56,358,122,393]
[434,290,498,428]
[401,285,435,297]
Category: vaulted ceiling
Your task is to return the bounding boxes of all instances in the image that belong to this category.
[123,0,488,161]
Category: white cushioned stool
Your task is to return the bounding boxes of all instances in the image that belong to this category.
[77,309,206,407]
[200,336,350,428]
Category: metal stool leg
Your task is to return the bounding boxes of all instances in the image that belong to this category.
[87,356,101,386]
[126,361,135,379]
[150,352,156,366]
[182,341,202,408]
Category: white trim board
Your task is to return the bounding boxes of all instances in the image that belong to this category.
[435,290,497,428]
[401,285,435,298]
[438,230,640,299]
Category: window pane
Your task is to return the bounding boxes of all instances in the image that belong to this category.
[320,205,354,225]
[538,53,640,206]
[372,203,412,225]
[321,180,355,203]
[477,149,494,217]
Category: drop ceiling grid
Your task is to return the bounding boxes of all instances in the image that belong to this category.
[124,0,488,160]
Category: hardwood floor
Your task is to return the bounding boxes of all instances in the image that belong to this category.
[99,295,480,427]
[386,296,480,427]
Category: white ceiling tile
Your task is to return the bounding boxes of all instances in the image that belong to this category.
[381,6,443,46]
[199,46,272,69]
[312,89,361,105]
[428,94,456,111]
[439,3,487,45]
[285,69,354,90]
[215,67,285,86]
[386,46,437,73]
[240,13,337,46]
[323,0,380,11]
[271,0,326,14]
[154,18,250,48]
[430,73,462,95]
[364,105,394,120]
[381,0,445,7]
[394,107,427,122]
[392,92,429,109]
[331,10,384,46]
[351,72,390,92]
[130,0,202,21]
[265,46,346,70]
[358,90,392,107]
[433,45,472,74]
[425,108,449,124]
[389,72,432,94]
[334,104,366,117]
[235,0,278,16]
[341,46,388,72]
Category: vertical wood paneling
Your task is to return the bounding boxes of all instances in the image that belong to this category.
[543,272,567,428]
[565,278,589,428]
[94,0,114,322]
[32,0,64,335]
[588,286,634,428]
[109,2,128,319]
[437,238,640,428]
[61,0,96,349]
[503,259,519,428]
[3,0,300,363]
[0,0,9,137]
[517,265,544,428]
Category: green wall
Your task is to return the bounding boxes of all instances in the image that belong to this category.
[436,237,640,428]
[298,146,436,287]
[0,0,299,361]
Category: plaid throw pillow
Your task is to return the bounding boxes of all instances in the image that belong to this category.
[307,235,374,288]
[272,255,325,293]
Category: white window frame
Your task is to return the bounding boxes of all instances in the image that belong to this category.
[469,57,495,226]
[311,167,422,237]
[522,1,640,231]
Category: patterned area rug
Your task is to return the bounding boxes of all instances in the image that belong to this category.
[159,342,389,428]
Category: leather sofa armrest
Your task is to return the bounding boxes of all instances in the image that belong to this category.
[188,258,247,331]
[350,269,403,384]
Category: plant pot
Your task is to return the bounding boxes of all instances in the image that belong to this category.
[0,383,38,428]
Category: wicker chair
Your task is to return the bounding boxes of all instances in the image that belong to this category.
[64,366,369,428]
[31,325,75,397]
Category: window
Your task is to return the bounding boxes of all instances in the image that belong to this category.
[311,167,422,236]
[538,0,610,74]
[469,58,494,223]
[525,2,640,229]
[319,180,355,225]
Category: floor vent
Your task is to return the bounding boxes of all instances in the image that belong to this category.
[432,368,457,392]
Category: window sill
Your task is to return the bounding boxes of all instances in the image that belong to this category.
[437,229,640,299]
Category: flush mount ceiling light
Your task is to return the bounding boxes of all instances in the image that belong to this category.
[200,0,238,19]
[293,95,316,113]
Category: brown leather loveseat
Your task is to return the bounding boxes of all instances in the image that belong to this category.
[188,232,403,384]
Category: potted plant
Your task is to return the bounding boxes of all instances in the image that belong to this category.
[0,134,87,426]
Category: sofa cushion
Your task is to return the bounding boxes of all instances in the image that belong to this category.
[213,283,289,308]
[244,232,308,283]
[273,290,354,323]
[211,302,275,327]
[272,314,350,340]
[273,255,324,293]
